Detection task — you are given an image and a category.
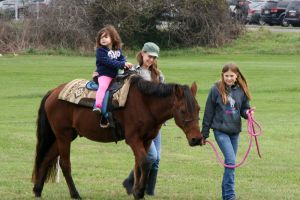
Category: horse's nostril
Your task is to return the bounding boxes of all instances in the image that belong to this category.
[191,138,200,146]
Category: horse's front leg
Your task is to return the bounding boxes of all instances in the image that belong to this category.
[133,155,152,199]
[128,139,152,199]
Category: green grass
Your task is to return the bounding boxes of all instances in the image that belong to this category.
[160,29,300,56]
[1,52,300,199]
[0,30,300,200]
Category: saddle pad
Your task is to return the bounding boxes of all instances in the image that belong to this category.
[58,79,96,107]
[112,76,132,107]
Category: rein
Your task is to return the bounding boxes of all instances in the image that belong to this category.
[206,109,262,168]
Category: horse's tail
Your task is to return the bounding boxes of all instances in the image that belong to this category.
[32,90,57,183]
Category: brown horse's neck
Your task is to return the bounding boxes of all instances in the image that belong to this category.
[147,95,175,125]
[128,77,177,126]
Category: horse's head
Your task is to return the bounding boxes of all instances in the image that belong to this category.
[173,82,203,146]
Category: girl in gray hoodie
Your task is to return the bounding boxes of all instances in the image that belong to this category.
[202,63,253,200]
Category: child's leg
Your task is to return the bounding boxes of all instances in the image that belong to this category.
[95,76,113,108]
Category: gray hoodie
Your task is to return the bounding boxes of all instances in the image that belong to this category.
[201,83,250,138]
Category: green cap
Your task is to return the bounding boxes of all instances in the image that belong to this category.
[142,42,160,57]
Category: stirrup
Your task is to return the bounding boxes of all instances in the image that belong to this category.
[100,116,110,128]
[100,122,110,128]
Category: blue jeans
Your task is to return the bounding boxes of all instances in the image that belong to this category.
[146,132,161,170]
[214,130,239,200]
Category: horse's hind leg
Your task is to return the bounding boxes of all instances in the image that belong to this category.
[33,141,59,197]
[56,134,81,199]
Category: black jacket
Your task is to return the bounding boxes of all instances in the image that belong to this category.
[201,84,250,138]
[95,47,126,78]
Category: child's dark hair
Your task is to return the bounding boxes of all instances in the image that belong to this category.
[217,63,251,104]
[95,25,122,50]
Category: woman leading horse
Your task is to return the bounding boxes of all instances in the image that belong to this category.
[32,76,203,199]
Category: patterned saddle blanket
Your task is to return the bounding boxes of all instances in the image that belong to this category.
[58,79,96,108]
[58,74,134,108]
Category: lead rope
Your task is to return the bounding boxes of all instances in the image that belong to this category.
[205,109,262,168]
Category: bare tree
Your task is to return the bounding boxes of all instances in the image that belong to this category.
[88,0,243,48]
[0,0,243,53]
[27,0,93,50]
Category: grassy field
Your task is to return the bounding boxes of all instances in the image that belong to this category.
[1,31,300,200]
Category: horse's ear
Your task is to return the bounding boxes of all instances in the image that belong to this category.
[175,85,184,98]
[191,82,197,96]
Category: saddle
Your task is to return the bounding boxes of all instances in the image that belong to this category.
[87,71,134,109]
[58,71,137,142]
[87,72,134,129]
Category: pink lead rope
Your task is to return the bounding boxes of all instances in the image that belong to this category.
[205,109,262,169]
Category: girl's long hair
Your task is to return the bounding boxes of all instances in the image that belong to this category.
[136,51,161,83]
[95,25,122,50]
[217,63,251,104]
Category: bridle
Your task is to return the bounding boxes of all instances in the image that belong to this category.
[175,106,200,131]
[173,89,200,131]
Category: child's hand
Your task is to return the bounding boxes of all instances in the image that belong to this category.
[125,62,133,69]
[247,107,256,115]
[92,71,99,78]
[201,138,206,146]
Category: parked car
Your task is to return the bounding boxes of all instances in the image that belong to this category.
[0,0,4,8]
[0,0,26,19]
[261,0,291,25]
[0,0,51,19]
[284,0,300,26]
[27,0,50,6]
[0,0,27,10]
[247,1,267,24]
[227,0,238,17]
[25,0,51,15]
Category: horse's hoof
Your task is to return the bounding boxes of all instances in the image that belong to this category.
[133,190,145,200]
[71,193,81,199]
[133,195,145,200]
[71,196,82,199]
[122,179,133,195]
[33,186,42,197]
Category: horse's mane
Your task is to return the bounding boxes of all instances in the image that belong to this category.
[130,76,195,112]
[130,75,175,97]
[183,86,196,113]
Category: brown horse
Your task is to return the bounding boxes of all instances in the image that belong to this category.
[32,76,203,199]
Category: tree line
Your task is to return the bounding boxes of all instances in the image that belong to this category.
[0,0,244,53]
